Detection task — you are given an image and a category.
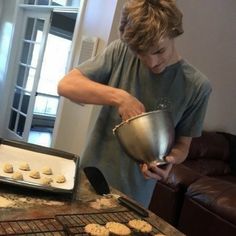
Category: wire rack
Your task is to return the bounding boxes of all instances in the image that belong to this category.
[0,218,65,236]
[0,210,165,235]
[55,210,164,235]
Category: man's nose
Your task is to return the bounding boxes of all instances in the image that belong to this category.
[146,55,159,68]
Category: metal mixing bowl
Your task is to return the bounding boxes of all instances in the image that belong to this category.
[113,110,175,165]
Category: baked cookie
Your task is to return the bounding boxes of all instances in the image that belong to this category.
[128,219,152,234]
[105,222,131,235]
[84,223,109,236]
[19,162,30,171]
[29,170,40,179]
[12,171,23,181]
[41,166,53,175]
[3,163,14,173]
[55,174,66,183]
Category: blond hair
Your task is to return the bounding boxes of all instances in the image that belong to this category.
[119,0,183,53]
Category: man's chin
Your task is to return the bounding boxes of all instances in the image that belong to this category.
[151,66,165,74]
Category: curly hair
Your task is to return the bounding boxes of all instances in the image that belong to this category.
[119,0,183,53]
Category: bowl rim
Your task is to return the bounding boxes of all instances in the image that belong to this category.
[112,109,170,134]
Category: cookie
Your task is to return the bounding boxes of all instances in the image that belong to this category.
[105,222,131,235]
[84,223,109,236]
[128,219,152,234]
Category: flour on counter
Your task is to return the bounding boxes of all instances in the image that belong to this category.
[0,196,15,208]
[89,197,118,210]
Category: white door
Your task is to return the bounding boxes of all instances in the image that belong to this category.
[6,9,52,142]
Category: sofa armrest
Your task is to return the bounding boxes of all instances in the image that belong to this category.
[149,164,202,226]
[165,164,203,189]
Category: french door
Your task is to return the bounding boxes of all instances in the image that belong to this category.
[6,8,52,142]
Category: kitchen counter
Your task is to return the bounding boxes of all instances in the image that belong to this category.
[0,172,185,236]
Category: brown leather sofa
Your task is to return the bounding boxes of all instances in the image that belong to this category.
[149,131,236,236]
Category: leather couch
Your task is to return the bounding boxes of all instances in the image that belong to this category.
[149,131,236,236]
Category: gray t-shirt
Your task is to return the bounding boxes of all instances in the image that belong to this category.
[77,39,212,208]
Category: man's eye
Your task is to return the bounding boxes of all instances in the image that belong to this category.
[155,49,165,54]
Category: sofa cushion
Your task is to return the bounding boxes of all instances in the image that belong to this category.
[183,159,231,176]
[187,132,230,161]
[186,177,236,225]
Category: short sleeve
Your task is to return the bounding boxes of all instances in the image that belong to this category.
[175,80,212,137]
[76,40,122,84]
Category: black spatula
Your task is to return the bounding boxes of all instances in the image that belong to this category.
[83,166,110,195]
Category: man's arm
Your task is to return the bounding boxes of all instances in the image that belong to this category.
[57,68,145,120]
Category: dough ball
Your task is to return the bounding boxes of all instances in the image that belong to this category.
[128,219,152,233]
[41,166,53,175]
[84,223,109,236]
[41,177,53,186]
[29,170,40,179]
[3,163,14,173]
[55,174,66,183]
[12,171,23,181]
[19,162,30,171]
[105,222,131,236]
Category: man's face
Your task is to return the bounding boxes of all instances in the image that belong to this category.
[136,37,177,74]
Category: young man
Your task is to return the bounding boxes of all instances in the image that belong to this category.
[58,0,212,207]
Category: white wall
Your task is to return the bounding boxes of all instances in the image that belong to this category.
[53,0,125,154]
[0,0,18,135]
[177,0,236,134]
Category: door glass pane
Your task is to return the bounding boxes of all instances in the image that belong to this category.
[35,19,44,42]
[21,92,31,114]
[17,115,26,136]
[25,68,36,91]
[38,0,50,5]
[31,42,41,67]
[13,88,21,109]
[8,110,17,131]
[25,18,35,40]
[24,0,36,4]
[16,65,26,87]
[21,41,31,64]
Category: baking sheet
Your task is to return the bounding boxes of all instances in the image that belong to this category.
[0,144,76,190]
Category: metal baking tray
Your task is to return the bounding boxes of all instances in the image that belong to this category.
[0,138,80,199]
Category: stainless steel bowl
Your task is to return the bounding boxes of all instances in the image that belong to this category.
[113,110,175,165]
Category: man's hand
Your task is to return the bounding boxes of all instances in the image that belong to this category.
[140,136,192,181]
[117,90,145,121]
[140,163,173,181]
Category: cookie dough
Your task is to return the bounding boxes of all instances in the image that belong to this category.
[29,170,40,179]
[3,163,14,173]
[12,171,23,181]
[41,177,53,186]
[55,174,66,183]
[19,162,30,171]
[41,166,53,175]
